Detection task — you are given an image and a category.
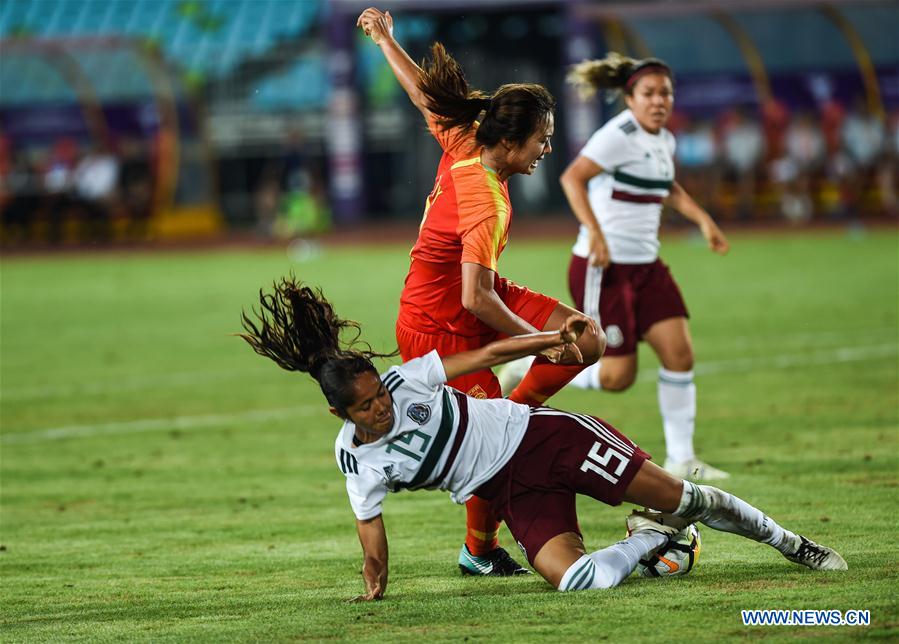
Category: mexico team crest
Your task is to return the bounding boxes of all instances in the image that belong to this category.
[406,403,431,425]
[605,324,624,348]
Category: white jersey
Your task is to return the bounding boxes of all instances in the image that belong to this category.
[335,350,530,520]
[572,109,676,264]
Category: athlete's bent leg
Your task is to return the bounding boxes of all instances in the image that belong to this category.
[509,303,603,406]
[622,461,847,570]
[536,529,670,592]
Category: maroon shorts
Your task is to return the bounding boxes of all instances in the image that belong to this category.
[396,278,557,400]
[474,407,651,565]
[567,256,689,356]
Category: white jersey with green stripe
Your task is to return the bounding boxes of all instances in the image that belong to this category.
[572,109,676,264]
[335,350,530,521]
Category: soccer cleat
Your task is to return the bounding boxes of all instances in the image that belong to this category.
[497,357,533,396]
[458,544,531,576]
[626,510,681,538]
[641,509,693,532]
[784,536,848,571]
[664,458,731,481]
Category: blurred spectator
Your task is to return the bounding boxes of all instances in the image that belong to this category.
[254,160,283,238]
[271,129,330,239]
[771,112,825,223]
[786,112,826,171]
[761,97,790,163]
[820,98,846,157]
[842,98,889,216]
[42,137,79,243]
[818,99,852,218]
[72,143,120,243]
[720,108,764,219]
[842,99,884,169]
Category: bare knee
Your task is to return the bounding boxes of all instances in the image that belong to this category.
[600,369,636,391]
[662,347,694,372]
[533,532,585,589]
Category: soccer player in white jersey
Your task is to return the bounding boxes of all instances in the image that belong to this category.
[238,277,846,600]
[501,53,730,481]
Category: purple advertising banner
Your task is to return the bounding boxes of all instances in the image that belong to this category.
[672,66,897,117]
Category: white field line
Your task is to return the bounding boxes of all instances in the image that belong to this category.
[3,342,896,446]
[1,405,318,445]
[2,327,895,403]
[637,342,898,383]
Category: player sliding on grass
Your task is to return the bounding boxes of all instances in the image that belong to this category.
[357,7,601,575]
[238,277,847,600]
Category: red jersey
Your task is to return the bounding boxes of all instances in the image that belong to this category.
[398,116,513,337]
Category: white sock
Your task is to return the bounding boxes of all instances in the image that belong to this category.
[557,532,667,591]
[675,481,801,556]
[569,362,601,390]
[658,368,696,463]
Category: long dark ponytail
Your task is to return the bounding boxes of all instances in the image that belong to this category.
[419,42,555,146]
[237,276,396,415]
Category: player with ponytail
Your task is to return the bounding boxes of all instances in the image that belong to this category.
[503,52,732,481]
[356,7,602,575]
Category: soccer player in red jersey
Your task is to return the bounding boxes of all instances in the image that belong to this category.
[357,7,602,575]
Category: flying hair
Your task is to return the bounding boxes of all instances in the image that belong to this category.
[418,42,555,146]
[568,52,671,101]
[418,42,490,131]
[237,275,395,381]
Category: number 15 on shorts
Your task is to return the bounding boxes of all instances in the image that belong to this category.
[580,442,629,484]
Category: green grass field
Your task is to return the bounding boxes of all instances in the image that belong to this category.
[2,228,897,642]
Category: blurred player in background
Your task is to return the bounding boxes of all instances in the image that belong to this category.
[501,53,731,481]
[357,7,602,576]
[238,277,847,600]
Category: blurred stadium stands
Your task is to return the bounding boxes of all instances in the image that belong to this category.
[0,0,896,246]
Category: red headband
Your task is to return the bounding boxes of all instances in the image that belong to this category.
[625,64,671,90]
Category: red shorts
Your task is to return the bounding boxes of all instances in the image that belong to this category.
[568,256,689,356]
[396,277,557,399]
[474,407,651,564]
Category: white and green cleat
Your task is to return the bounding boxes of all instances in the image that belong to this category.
[784,536,848,571]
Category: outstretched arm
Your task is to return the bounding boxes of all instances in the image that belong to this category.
[665,182,730,255]
[357,7,431,120]
[349,515,389,602]
[441,314,591,382]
